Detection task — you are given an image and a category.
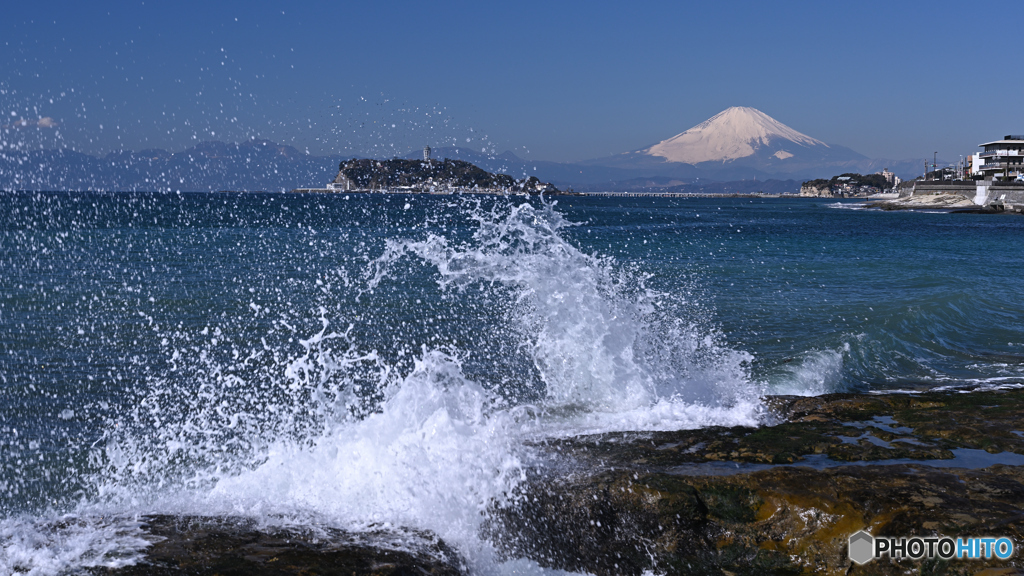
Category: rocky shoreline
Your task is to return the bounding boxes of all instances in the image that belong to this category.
[488,387,1024,575]
[85,515,465,576]
[865,192,990,213]
[86,388,1024,575]
[865,182,1024,214]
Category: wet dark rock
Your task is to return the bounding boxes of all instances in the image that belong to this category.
[79,390,1024,575]
[487,388,1024,575]
[544,388,1024,469]
[87,515,465,576]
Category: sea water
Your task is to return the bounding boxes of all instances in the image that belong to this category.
[1,192,1023,574]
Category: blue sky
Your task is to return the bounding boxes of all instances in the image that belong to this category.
[2,1,1021,163]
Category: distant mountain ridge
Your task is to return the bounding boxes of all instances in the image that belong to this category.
[415,108,928,187]
[0,109,932,192]
[0,139,345,192]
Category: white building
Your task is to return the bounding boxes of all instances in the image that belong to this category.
[877,168,901,188]
[972,135,1024,180]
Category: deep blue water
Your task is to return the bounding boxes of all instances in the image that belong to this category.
[564,195,1024,392]
[1,191,1023,573]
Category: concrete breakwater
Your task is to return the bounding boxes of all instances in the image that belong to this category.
[872,180,1024,213]
[973,181,1024,210]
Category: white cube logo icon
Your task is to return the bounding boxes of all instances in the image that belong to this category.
[849,531,874,565]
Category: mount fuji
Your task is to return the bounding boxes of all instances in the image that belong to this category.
[426,107,925,188]
[583,106,876,180]
[644,106,847,164]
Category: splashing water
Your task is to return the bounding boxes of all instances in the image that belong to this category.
[367,200,761,423]
[1,196,764,575]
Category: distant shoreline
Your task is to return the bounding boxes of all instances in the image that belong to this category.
[289,188,810,199]
[3,189,850,200]
[864,190,1024,215]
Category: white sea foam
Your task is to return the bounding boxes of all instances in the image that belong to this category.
[826,202,869,210]
[0,516,150,576]
[204,349,525,540]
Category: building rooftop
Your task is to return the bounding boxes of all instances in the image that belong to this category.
[979,140,1024,147]
[979,135,1024,147]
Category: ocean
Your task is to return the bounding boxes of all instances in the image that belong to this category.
[2,191,1023,574]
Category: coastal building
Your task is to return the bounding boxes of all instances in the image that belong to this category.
[877,168,901,188]
[326,175,353,191]
[972,135,1024,181]
[326,167,356,191]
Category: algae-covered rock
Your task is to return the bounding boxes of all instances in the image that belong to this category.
[488,465,1024,575]
[546,389,1024,469]
[490,388,1024,575]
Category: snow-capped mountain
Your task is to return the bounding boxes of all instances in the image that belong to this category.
[583,106,873,180]
[643,106,830,164]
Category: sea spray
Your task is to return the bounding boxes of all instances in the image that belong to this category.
[2,195,766,575]
[0,516,151,575]
[207,348,526,544]
[92,195,762,506]
[367,199,763,422]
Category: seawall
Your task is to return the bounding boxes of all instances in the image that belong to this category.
[910,180,1024,212]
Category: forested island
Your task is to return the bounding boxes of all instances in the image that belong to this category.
[297,158,560,194]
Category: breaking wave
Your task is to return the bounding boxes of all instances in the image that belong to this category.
[2,197,764,575]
